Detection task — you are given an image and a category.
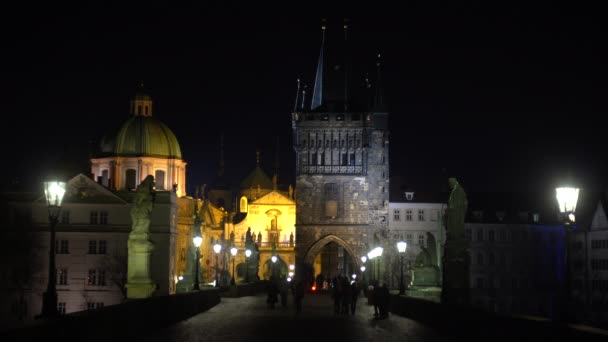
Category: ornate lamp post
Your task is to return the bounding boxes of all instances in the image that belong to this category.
[230,247,237,285]
[40,180,66,319]
[555,186,579,322]
[397,241,407,295]
[213,243,222,287]
[245,249,251,282]
[192,232,203,290]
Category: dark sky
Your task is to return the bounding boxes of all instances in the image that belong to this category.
[2,2,607,195]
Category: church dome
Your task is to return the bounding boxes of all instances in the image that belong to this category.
[97,88,182,159]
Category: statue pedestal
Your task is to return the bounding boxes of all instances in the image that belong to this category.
[126,236,156,299]
[441,239,470,306]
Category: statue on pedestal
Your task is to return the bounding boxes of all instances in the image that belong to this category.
[126,175,157,299]
[441,177,470,306]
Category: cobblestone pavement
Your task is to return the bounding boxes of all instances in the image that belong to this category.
[143,292,451,342]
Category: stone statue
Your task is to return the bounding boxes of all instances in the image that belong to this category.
[257,231,262,244]
[288,185,294,199]
[289,232,294,246]
[130,175,155,234]
[415,247,433,268]
[445,177,468,241]
[230,231,235,243]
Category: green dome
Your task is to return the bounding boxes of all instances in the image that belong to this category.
[99,115,182,159]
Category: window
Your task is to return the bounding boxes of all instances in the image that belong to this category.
[88,269,106,286]
[488,253,495,266]
[89,240,97,254]
[405,210,413,221]
[60,210,70,224]
[324,183,339,218]
[100,211,108,225]
[488,230,495,242]
[125,169,136,190]
[477,253,484,265]
[90,211,98,224]
[56,240,69,254]
[341,153,347,166]
[240,196,248,213]
[101,169,109,187]
[393,209,400,221]
[430,209,438,221]
[87,302,105,310]
[418,210,425,221]
[58,302,66,315]
[349,153,355,166]
[418,234,425,247]
[465,229,472,241]
[155,170,166,190]
[310,153,316,165]
[406,234,413,246]
[476,277,484,289]
[476,229,484,242]
[499,230,506,242]
[318,152,324,165]
[57,268,68,285]
[98,240,107,255]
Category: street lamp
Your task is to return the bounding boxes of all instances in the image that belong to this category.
[555,186,579,322]
[397,241,407,295]
[213,243,222,287]
[230,247,237,285]
[245,249,251,283]
[192,232,203,291]
[40,180,66,319]
[271,255,277,278]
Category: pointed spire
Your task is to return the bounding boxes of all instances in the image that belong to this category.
[344,18,350,112]
[301,84,308,110]
[293,78,301,112]
[373,53,387,112]
[311,21,326,110]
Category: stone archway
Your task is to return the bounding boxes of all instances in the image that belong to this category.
[303,235,361,267]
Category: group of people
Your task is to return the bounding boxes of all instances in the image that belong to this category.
[266,276,306,314]
[368,280,390,319]
[330,275,361,315]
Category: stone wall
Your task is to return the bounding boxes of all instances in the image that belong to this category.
[1,288,221,342]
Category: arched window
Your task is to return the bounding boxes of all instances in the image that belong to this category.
[239,196,248,213]
[155,170,166,190]
[324,183,339,218]
[125,169,136,190]
[101,169,109,187]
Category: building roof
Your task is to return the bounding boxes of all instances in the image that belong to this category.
[240,165,273,191]
[97,114,182,159]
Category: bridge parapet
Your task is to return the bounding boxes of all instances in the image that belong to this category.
[1,288,221,342]
[389,294,608,342]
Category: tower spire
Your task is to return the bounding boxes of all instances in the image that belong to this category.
[301,84,307,110]
[373,53,387,112]
[311,20,326,110]
[344,18,349,112]
[293,78,301,112]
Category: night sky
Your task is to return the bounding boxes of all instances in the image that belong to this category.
[2,3,607,196]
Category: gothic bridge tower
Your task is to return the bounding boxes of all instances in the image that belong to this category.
[292,20,389,281]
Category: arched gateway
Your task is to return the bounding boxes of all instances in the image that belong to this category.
[303,235,361,266]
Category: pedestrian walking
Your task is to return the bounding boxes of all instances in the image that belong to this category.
[351,281,360,315]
